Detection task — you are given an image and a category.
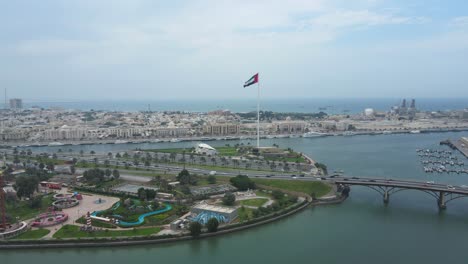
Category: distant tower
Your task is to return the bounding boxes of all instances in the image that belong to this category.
[401,99,407,108]
[410,99,416,109]
[9,98,22,110]
[0,171,6,229]
[3,88,6,110]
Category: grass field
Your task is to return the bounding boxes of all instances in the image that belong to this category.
[215,146,239,156]
[13,229,50,240]
[5,194,55,221]
[239,198,269,207]
[53,225,161,239]
[237,206,255,222]
[252,179,331,197]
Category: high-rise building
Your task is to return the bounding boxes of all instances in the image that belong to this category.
[9,98,22,110]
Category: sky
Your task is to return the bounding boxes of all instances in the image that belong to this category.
[1,0,468,102]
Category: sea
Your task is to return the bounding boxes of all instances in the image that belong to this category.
[15,98,468,113]
[3,131,468,264]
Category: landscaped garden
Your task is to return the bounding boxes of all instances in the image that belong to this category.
[53,225,161,239]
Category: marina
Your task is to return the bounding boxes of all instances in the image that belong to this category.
[417,148,468,174]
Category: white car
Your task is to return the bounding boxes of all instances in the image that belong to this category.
[426,181,434,184]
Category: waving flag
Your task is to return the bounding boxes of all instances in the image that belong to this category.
[243,73,259,88]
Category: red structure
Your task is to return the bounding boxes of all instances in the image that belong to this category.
[0,171,6,229]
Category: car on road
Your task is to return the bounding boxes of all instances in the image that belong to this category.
[299,174,305,177]
[447,185,455,190]
[461,185,468,189]
[369,179,376,182]
[321,177,327,180]
[352,177,359,179]
[292,176,297,179]
[426,181,434,184]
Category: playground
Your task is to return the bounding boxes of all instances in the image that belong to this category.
[38,189,120,238]
[31,210,68,227]
[90,198,173,227]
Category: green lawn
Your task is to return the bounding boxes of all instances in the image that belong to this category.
[215,146,239,156]
[13,229,50,240]
[53,225,161,239]
[5,194,55,221]
[239,198,269,207]
[252,179,331,197]
[237,206,255,222]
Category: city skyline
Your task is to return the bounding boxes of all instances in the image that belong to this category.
[1,0,468,101]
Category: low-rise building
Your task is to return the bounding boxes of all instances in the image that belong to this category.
[191,203,239,223]
[195,143,218,155]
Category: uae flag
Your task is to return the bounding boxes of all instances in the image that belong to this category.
[243,73,259,88]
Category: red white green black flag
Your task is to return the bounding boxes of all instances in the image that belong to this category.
[243,73,259,88]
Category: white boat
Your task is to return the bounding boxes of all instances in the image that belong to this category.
[382,131,392,134]
[114,140,129,144]
[343,131,356,136]
[303,131,328,138]
[410,130,421,134]
[170,138,181,143]
[48,142,65,146]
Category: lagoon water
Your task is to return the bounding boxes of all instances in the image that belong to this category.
[3,132,468,264]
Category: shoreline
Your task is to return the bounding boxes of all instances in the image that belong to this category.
[2,127,468,149]
[0,195,346,250]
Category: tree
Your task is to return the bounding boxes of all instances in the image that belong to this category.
[272,190,285,200]
[70,165,76,174]
[115,153,121,158]
[14,175,39,199]
[207,175,216,184]
[145,189,157,200]
[112,169,120,179]
[105,168,112,177]
[189,222,202,237]
[177,169,197,185]
[137,188,147,200]
[90,150,95,155]
[230,175,256,191]
[222,192,236,206]
[206,218,219,232]
[79,150,84,156]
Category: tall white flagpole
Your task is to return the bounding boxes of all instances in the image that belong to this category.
[257,75,260,148]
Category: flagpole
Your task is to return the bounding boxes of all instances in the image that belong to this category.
[257,77,260,148]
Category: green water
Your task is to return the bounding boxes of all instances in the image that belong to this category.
[4,132,468,264]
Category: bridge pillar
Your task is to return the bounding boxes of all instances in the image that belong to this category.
[438,191,446,210]
[383,191,390,205]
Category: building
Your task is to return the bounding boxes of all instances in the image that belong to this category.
[461,137,468,146]
[274,121,306,134]
[9,98,22,110]
[191,203,239,223]
[195,143,218,155]
[203,123,239,135]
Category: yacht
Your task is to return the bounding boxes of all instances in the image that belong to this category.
[343,131,356,136]
[48,142,65,146]
[303,131,328,138]
[114,140,129,144]
[170,138,181,143]
[410,130,421,134]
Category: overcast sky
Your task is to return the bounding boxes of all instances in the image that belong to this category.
[1,0,468,101]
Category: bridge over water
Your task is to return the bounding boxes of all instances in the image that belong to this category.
[329,176,468,209]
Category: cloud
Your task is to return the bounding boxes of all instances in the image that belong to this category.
[450,16,468,28]
[307,10,426,30]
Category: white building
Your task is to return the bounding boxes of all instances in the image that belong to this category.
[195,143,218,155]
